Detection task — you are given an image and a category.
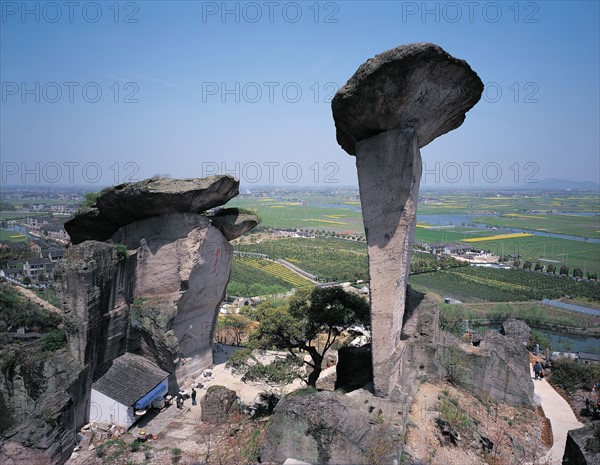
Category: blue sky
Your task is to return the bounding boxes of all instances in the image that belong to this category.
[1,0,599,189]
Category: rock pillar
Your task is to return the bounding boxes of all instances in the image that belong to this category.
[355,128,422,397]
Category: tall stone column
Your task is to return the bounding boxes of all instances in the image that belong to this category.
[332,43,483,397]
[355,128,421,397]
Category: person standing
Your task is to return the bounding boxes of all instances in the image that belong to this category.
[191,387,197,406]
[533,361,543,380]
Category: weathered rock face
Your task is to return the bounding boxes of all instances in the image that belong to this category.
[0,346,81,465]
[500,318,531,347]
[332,43,483,398]
[394,288,441,401]
[0,176,257,463]
[262,390,401,465]
[563,423,600,465]
[208,209,260,241]
[112,212,234,383]
[55,242,131,369]
[262,289,535,462]
[0,390,75,465]
[436,331,535,406]
[200,385,238,424]
[52,241,132,443]
[56,212,236,397]
[65,175,239,244]
[398,287,534,406]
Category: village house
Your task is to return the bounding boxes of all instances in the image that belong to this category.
[90,353,170,429]
[22,257,54,278]
[41,224,69,241]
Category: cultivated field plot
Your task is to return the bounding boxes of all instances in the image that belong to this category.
[228,197,364,233]
[227,255,313,296]
[461,235,600,275]
[234,237,369,283]
[440,301,600,332]
[473,213,600,239]
[0,211,44,221]
[417,192,600,215]
[0,229,28,242]
[408,267,600,304]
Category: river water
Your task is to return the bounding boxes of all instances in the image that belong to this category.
[416,213,600,244]
[469,323,600,354]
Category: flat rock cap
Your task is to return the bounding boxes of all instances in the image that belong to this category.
[332,43,484,155]
[65,175,239,244]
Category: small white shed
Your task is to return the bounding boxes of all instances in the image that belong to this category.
[90,353,169,429]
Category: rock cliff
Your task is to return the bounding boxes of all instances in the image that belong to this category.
[262,390,401,465]
[563,423,600,465]
[264,287,535,464]
[1,176,258,464]
[0,343,82,465]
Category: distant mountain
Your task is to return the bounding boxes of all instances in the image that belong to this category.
[528,178,600,191]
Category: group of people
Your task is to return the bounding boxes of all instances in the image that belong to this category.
[176,387,198,408]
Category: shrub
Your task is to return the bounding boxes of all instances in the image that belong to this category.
[42,329,67,352]
[529,330,552,352]
[115,244,128,262]
[548,358,600,394]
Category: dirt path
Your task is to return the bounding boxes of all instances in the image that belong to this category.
[530,363,584,464]
[12,284,62,314]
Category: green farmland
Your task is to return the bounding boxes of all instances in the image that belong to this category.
[418,192,600,215]
[462,235,600,275]
[234,237,368,283]
[0,211,44,221]
[227,255,313,296]
[0,229,28,243]
[473,213,600,239]
[408,267,600,304]
[228,197,364,233]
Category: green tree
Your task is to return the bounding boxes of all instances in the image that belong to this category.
[534,262,544,271]
[523,260,532,270]
[81,191,99,208]
[227,348,302,387]
[529,330,551,352]
[216,314,253,345]
[560,265,569,276]
[573,268,583,278]
[249,286,369,386]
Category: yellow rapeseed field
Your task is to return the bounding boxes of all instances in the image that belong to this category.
[463,233,534,242]
[308,219,347,225]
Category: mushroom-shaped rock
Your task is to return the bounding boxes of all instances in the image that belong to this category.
[332,44,483,398]
[65,175,239,244]
[332,42,483,154]
[208,208,260,241]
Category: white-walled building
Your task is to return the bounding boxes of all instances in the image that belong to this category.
[90,353,169,429]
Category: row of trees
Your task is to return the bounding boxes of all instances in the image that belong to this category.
[513,260,597,280]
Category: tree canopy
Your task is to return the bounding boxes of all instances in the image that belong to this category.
[235,286,370,387]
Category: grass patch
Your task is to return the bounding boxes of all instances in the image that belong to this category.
[548,358,600,394]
